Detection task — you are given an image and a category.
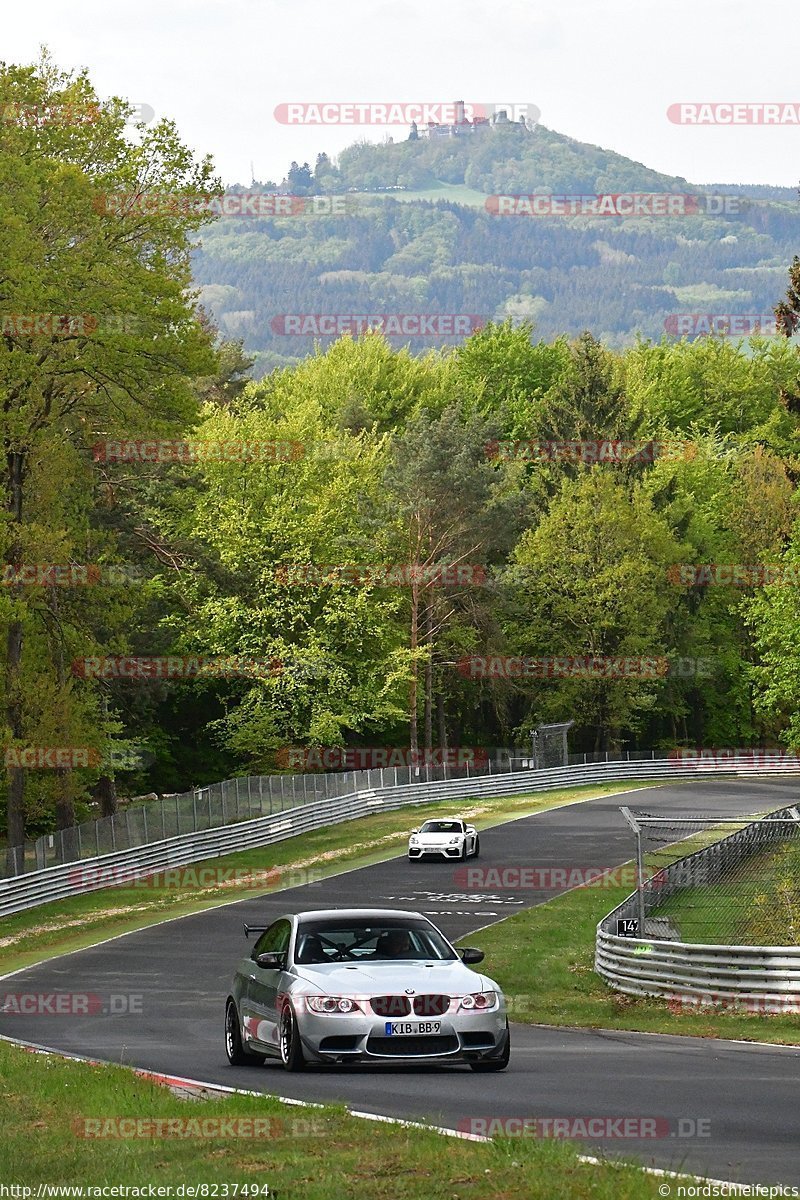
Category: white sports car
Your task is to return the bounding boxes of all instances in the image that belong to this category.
[225,908,509,1072]
[407,817,480,861]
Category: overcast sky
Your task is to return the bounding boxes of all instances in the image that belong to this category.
[4,0,797,188]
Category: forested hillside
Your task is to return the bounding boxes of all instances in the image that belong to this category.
[194,124,800,373]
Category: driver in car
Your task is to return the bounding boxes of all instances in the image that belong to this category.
[378,929,414,958]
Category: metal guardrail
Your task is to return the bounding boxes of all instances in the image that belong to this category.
[595,803,800,1009]
[6,755,527,878]
[3,753,800,920]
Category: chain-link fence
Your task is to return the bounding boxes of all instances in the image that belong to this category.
[620,805,800,945]
[1,751,525,879]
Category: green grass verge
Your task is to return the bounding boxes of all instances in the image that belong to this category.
[0,781,658,978]
[466,870,800,1044]
[0,1040,677,1197]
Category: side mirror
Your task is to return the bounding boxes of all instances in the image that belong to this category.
[459,947,484,964]
[411,828,419,834]
[253,951,285,970]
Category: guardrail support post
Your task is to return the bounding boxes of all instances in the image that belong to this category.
[620,806,645,935]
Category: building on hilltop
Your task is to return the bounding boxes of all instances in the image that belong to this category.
[411,100,533,140]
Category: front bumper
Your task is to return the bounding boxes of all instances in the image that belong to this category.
[296,1008,507,1063]
[408,842,465,859]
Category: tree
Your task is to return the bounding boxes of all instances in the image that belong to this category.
[775,256,800,338]
[0,55,217,851]
[385,404,519,757]
[287,161,313,194]
[507,472,685,750]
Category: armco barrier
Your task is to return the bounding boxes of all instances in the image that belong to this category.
[2,754,800,919]
[595,803,800,1008]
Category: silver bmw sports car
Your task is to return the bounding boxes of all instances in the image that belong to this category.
[225,908,510,1072]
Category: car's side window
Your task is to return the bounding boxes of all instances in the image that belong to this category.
[253,919,292,958]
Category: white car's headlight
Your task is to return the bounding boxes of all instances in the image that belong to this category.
[410,837,419,845]
[459,991,498,1012]
[306,996,361,1014]
[449,837,462,845]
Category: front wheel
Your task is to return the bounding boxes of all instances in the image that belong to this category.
[225,999,265,1066]
[469,1023,510,1073]
[279,1003,307,1072]
[472,836,480,858]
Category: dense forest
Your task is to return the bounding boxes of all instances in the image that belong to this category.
[3,59,800,846]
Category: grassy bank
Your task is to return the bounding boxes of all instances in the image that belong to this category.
[0,1039,677,1198]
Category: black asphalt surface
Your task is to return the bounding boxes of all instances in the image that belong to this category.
[2,778,799,1185]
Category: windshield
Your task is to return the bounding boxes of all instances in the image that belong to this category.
[295,919,458,963]
[420,820,463,834]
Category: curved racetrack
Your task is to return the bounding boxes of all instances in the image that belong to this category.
[2,778,799,1184]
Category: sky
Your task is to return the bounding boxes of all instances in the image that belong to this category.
[3,0,797,188]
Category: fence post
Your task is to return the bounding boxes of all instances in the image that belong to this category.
[192,791,197,832]
[143,805,148,843]
[161,799,166,840]
[95,820,101,857]
[620,806,645,935]
[110,817,116,851]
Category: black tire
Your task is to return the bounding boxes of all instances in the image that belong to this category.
[459,841,467,861]
[279,1003,307,1072]
[469,1023,510,1073]
[472,836,480,858]
[225,999,265,1066]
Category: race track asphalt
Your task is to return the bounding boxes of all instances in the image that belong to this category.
[2,777,799,1185]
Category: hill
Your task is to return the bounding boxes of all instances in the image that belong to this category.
[192,123,800,374]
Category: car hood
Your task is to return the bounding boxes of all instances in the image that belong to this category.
[293,960,496,996]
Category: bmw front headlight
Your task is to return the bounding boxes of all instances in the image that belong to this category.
[306,996,361,1014]
[459,991,498,1011]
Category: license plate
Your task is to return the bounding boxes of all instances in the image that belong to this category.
[384,1021,441,1036]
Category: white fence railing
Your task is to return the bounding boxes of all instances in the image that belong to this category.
[595,803,800,1010]
[3,754,800,920]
